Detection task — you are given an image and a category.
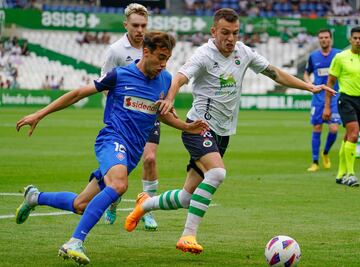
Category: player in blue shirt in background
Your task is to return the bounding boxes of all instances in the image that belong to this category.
[304,29,341,172]
[14,31,208,265]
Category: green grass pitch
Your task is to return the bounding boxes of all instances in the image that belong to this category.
[0,107,359,266]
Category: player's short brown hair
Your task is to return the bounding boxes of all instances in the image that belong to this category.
[143,31,176,53]
[213,8,239,25]
[318,29,332,38]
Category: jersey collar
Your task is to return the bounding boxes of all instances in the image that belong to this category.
[124,34,132,48]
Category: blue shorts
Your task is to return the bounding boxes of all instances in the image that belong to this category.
[310,103,341,125]
[89,132,142,188]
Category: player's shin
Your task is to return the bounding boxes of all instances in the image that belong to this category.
[183,168,226,236]
[72,187,120,241]
[337,140,347,178]
[344,141,356,175]
[38,192,77,213]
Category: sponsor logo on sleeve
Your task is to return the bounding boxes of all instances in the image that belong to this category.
[123,96,158,114]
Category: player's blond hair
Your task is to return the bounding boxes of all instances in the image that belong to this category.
[124,3,148,20]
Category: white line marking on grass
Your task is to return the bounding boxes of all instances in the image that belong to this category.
[0,192,219,220]
[0,208,133,220]
[0,192,135,202]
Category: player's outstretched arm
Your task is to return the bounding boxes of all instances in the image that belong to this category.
[322,74,337,121]
[16,84,98,136]
[159,111,209,134]
[261,65,336,96]
[157,72,189,116]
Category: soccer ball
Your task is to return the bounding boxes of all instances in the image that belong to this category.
[264,235,301,266]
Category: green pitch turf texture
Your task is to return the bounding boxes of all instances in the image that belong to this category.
[1,107,359,267]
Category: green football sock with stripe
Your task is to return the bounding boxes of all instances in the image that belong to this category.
[142,188,192,211]
[183,168,226,237]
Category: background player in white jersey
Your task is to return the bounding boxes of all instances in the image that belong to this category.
[100,3,160,229]
[303,29,341,172]
[125,8,336,254]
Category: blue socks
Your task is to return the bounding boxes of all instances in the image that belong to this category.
[324,132,337,154]
[38,192,77,213]
[72,187,120,241]
[311,132,321,162]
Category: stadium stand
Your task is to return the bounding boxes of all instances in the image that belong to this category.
[0,36,97,89]
[1,0,358,93]
[17,29,317,93]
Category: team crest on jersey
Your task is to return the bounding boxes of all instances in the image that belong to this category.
[234,56,240,65]
[117,152,125,161]
[126,56,133,62]
[219,73,236,88]
[203,139,213,148]
[124,96,158,114]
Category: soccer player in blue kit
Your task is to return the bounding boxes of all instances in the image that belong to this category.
[304,29,341,172]
[15,31,208,265]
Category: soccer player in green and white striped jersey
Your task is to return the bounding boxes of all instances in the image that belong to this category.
[125,8,336,254]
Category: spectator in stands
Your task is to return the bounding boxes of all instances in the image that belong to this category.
[83,31,95,44]
[248,3,260,17]
[0,50,7,69]
[79,76,87,87]
[10,76,20,89]
[259,31,269,43]
[75,31,85,45]
[296,30,309,48]
[9,64,18,79]
[5,79,11,89]
[0,75,5,88]
[184,0,196,15]
[191,32,204,46]
[11,43,21,56]
[41,75,50,90]
[11,36,19,47]
[49,75,59,90]
[3,39,12,53]
[21,40,30,56]
[280,27,292,43]
[333,0,353,16]
[100,31,111,44]
[58,76,64,89]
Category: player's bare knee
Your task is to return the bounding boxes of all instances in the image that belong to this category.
[109,180,128,194]
[73,197,87,214]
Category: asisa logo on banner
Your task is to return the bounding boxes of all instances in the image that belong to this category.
[41,12,100,29]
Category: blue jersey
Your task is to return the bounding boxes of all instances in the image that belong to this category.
[93,61,171,175]
[305,48,341,106]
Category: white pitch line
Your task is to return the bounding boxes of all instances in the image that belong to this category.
[0,208,133,220]
[0,192,135,202]
[0,192,219,220]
